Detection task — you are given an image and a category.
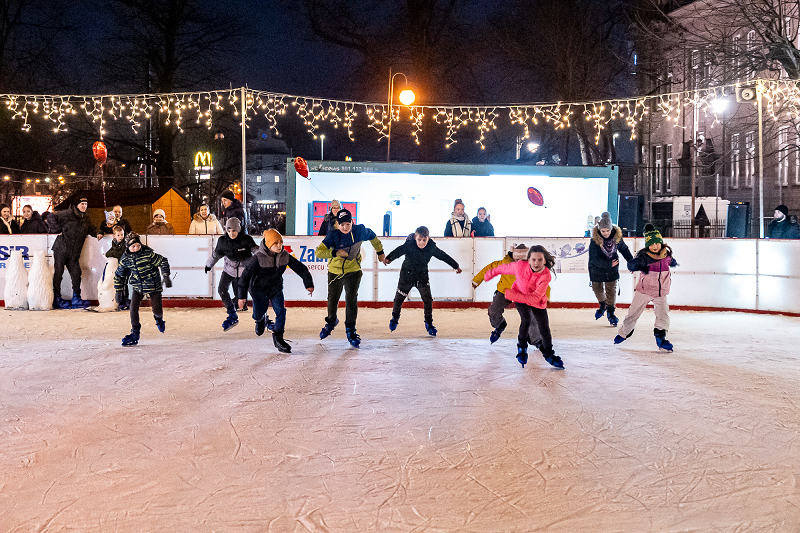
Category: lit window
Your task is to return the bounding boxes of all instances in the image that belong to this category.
[274,175,280,182]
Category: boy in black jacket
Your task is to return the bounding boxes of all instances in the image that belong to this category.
[204,217,258,331]
[384,226,462,336]
[238,229,314,353]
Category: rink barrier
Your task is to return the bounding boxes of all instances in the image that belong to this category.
[1,235,799,316]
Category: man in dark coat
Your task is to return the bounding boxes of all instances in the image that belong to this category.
[19,205,49,234]
[51,197,103,308]
[471,207,495,237]
[768,205,800,239]
[220,190,246,232]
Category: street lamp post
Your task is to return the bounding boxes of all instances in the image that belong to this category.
[320,134,325,161]
[387,68,415,162]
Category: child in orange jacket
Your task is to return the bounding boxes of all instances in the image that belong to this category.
[484,245,563,369]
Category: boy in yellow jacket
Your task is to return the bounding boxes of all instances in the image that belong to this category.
[315,209,385,347]
[473,244,530,343]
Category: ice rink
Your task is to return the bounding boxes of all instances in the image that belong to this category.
[2,306,800,531]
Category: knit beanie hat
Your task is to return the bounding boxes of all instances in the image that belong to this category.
[225,217,241,232]
[263,229,283,248]
[105,210,116,223]
[330,199,341,211]
[644,224,663,248]
[776,204,789,217]
[77,197,88,205]
[598,212,613,230]
[125,232,142,250]
[336,209,352,224]
[153,208,166,220]
[221,190,236,201]
[511,244,529,261]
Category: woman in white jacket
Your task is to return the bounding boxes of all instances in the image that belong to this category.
[189,204,224,235]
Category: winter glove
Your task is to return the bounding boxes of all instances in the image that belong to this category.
[163,274,172,288]
[204,266,211,274]
[669,257,678,268]
[115,290,124,305]
[626,259,640,272]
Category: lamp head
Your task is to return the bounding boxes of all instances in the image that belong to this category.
[399,89,415,106]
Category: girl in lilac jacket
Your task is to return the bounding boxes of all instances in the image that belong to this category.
[485,245,563,369]
[614,224,678,352]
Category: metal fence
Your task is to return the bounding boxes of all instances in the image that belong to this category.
[650,219,727,238]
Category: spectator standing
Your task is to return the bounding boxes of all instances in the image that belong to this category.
[189,204,224,235]
[768,205,800,239]
[318,199,341,236]
[50,197,103,309]
[146,209,175,235]
[220,190,246,231]
[111,205,133,234]
[19,205,48,234]
[444,200,472,237]
[0,203,20,234]
[471,207,495,237]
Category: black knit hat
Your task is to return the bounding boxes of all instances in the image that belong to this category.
[125,232,142,250]
[776,204,789,217]
[220,190,236,201]
[77,197,88,205]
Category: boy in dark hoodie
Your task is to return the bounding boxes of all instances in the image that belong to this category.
[238,229,314,353]
[384,226,461,336]
[114,233,172,346]
[204,217,258,331]
[315,209,385,347]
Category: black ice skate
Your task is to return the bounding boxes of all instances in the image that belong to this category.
[272,330,291,353]
[121,328,140,347]
[607,307,619,327]
[155,316,166,333]
[255,314,273,336]
[346,327,361,348]
[222,310,239,332]
[319,318,339,339]
[595,301,607,320]
[516,342,528,368]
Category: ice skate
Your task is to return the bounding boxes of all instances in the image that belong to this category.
[516,343,528,368]
[595,301,606,320]
[70,292,91,310]
[614,330,634,344]
[255,314,273,336]
[320,318,339,339]
[543,351,564,369]
[389,317,399,331]
[121,329,140,347]
[346,327,361,348]
[222,310,239,331]
[155,317,166,333]
[489,320,507,344]
[607,307,619,327]
[272,330,291,353]
[425,321,437,337]
[654,329,673,353]
[54,296,72,310]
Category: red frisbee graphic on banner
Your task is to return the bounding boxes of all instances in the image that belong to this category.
[527,186,544,206]
[294,157,309,179]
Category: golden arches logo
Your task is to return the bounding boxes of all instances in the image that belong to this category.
[194,151,212,168]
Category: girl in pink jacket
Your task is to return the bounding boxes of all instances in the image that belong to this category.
[484,245,563,369]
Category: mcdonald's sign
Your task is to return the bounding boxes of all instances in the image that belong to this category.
[194,151,213,170]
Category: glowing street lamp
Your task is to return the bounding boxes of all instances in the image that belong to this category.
[387,68,415,161]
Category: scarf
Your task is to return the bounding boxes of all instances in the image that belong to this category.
[601,235,617,258]
[1,217,12,233]
[449,213,471,237]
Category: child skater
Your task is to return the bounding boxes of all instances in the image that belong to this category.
[238,229,314,353]
[105,224,129,310]
[484,245,563,369]
[473,244,529,343]
[315,208,386,348]
[384,226,462,336]
[204,217,258,331]
[589,212,633,327]
[114,233,172,346]
[614,224,677,352]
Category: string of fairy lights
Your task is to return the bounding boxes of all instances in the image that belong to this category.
[2,79,800,153]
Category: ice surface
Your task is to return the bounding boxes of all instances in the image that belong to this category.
[1,306,800,531]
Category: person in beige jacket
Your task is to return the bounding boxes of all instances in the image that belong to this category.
[189,204,224,235]
[146,209,175,235]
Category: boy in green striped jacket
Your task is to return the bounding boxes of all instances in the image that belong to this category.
[114,233,172,346]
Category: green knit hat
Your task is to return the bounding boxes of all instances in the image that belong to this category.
[644,224,663,248]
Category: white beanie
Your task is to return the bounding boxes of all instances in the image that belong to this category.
[153,208,166,221]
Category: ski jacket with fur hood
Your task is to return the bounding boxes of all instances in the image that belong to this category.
[588,226,633,282]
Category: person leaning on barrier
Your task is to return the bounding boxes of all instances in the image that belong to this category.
[189,204,224,235]
[471,207,494,237]
[444,200,472,237]
[111,205,133,234]
[19,204,48,234]
[0,203,20,234]
[318,199,341,236]
[220,190,246,231]
[768,205,800,239]
[146,209,175,235]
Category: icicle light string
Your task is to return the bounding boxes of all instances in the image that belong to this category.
[3,79,800,150]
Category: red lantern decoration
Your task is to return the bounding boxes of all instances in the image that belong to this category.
[93,141,107,164]
[294,157,309,179]
[527,186,544,206]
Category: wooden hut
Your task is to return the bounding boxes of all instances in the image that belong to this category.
[55,187,192,234]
